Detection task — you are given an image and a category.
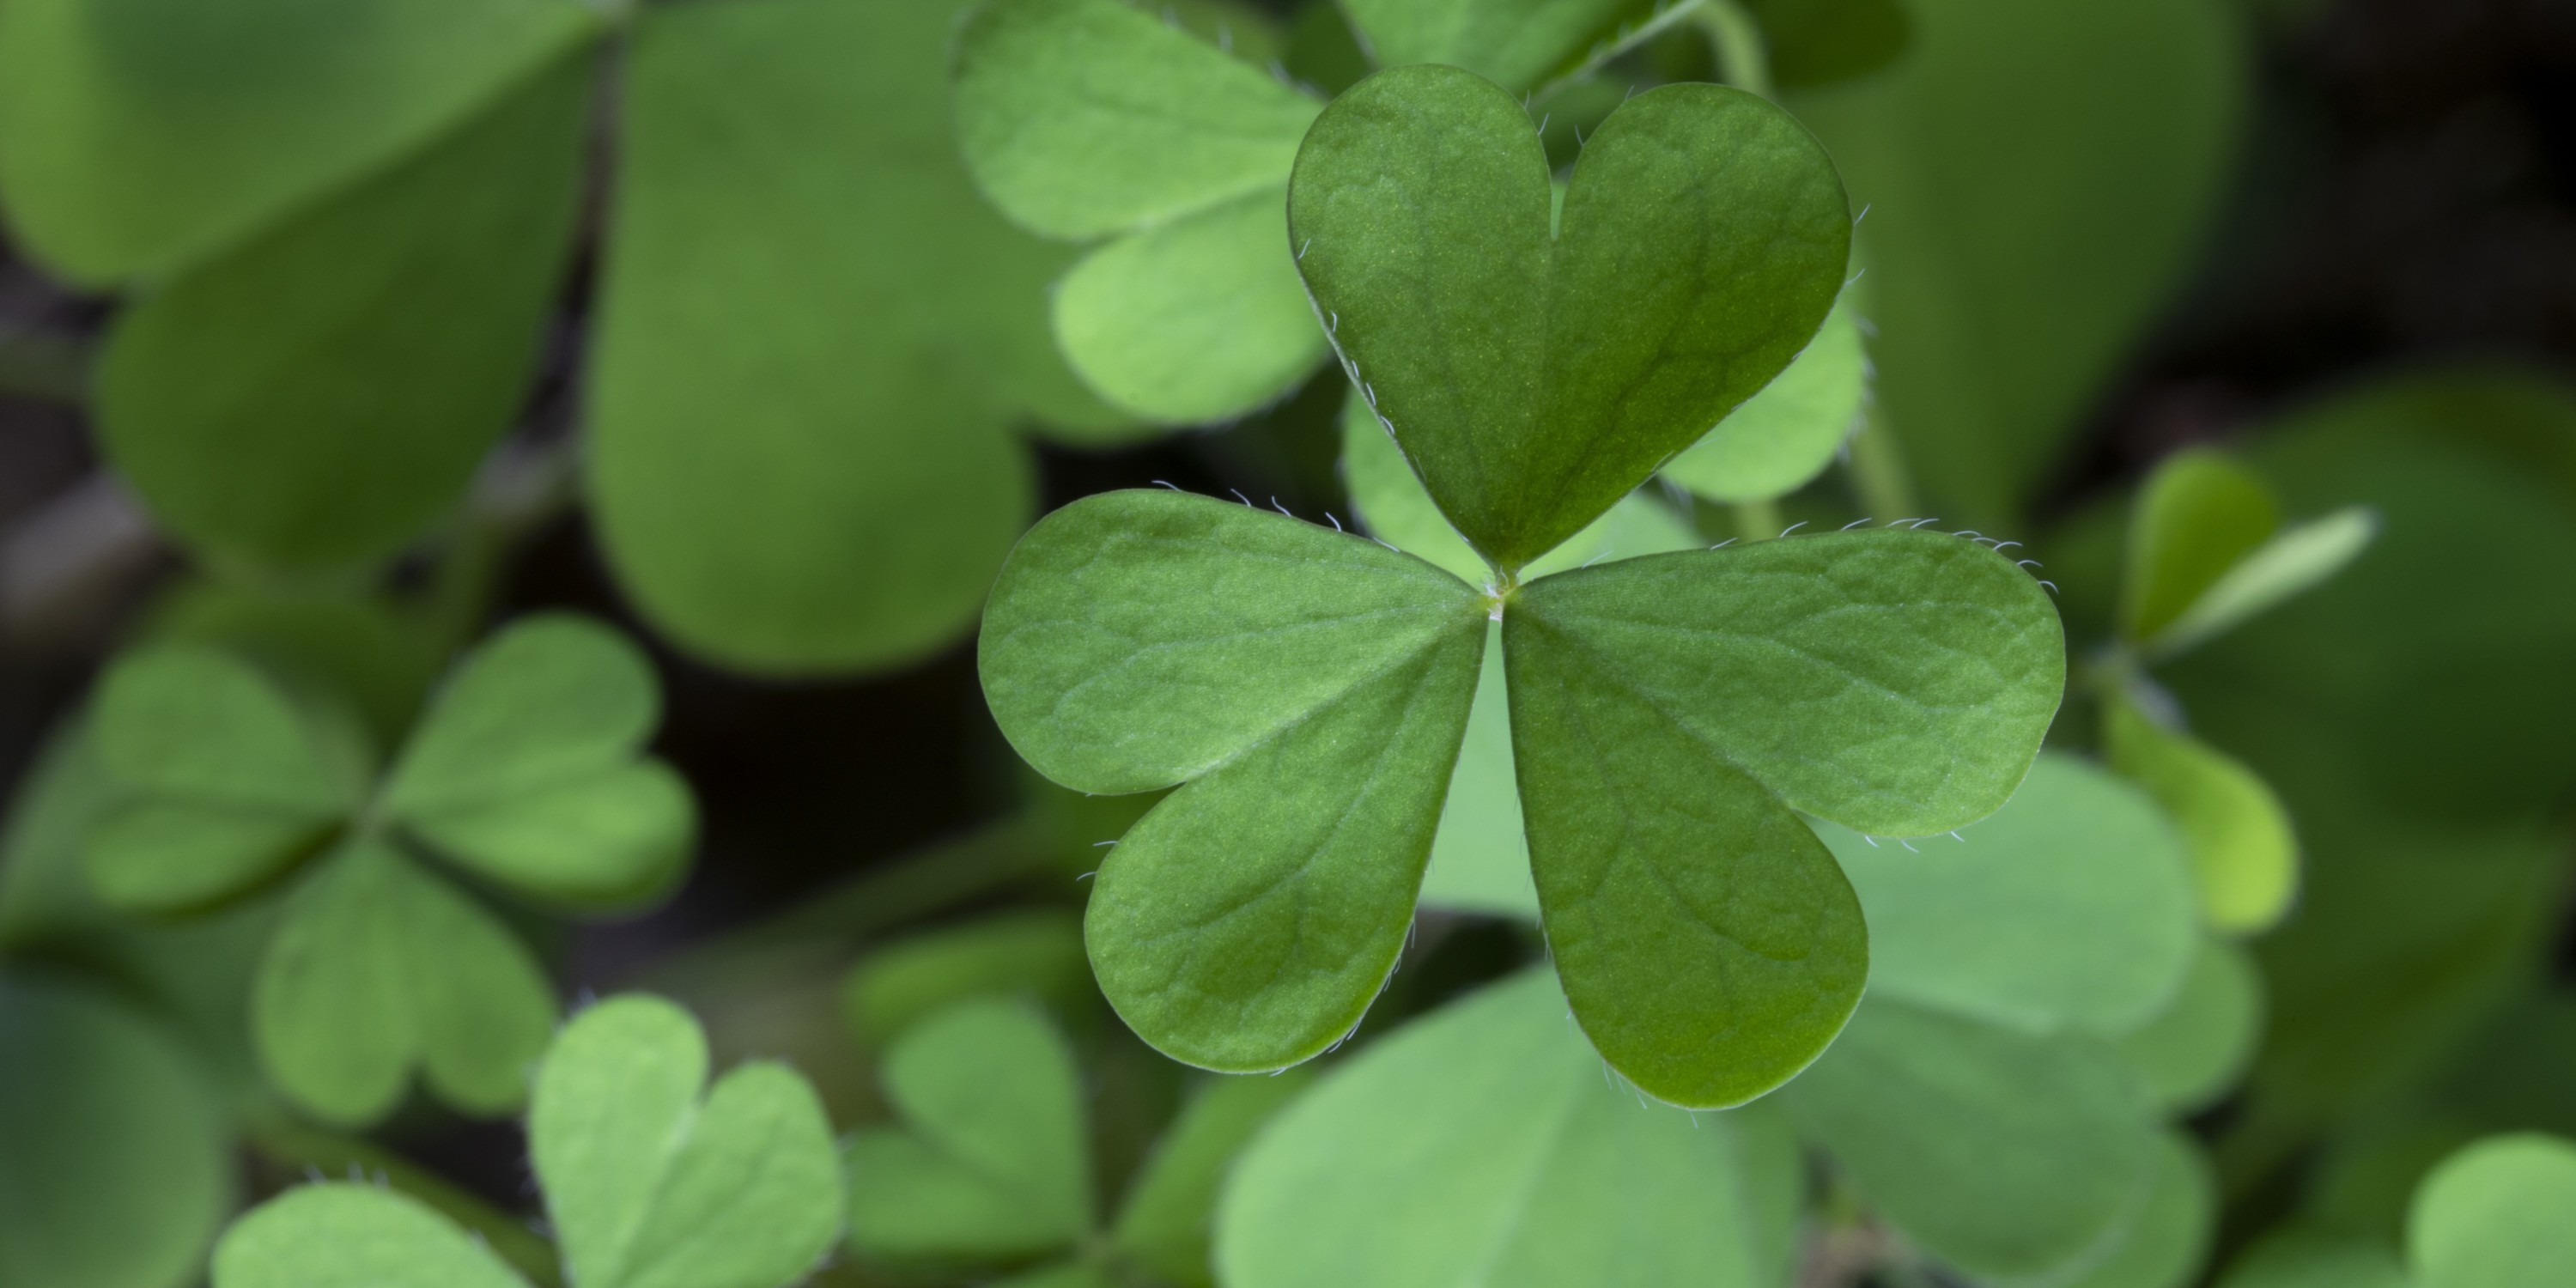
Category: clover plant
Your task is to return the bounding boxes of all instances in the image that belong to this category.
[83,613,692,1123]
[209,994,843,1288]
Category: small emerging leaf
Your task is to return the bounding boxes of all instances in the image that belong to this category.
[2105,700,2297,934]
[2145,507,2379,660]
[2121,448,2279,644]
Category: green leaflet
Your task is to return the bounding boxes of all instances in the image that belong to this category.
[1336,0,1646,94]
[1789,0,2245,525]
[1291,67,1849,570]
[95,53,589,572]
[0,0,598,284]
[841,909,1095,1048]
[2407,1134,2576,1288]
[1820,753,2197,1036]
[253,838,557,1124]
[586,0,1087,677]
[2144,507,2380,661]
[1112,1072,1313,1288]
[1505,532,2062,1104]
[1218,969,1803,1288]
[214,1184,530,1288]
[953,0,1319,240]
[2120,449,2279,645]
[2049,1133,2216,1288]
[2105,700,2297,935]
[2114,938,2263,1115]
[845,999,1093,1268]
[981,490,1485,1070]
[532,996,844,1288]
[1780,997,2159,1281]
[2215,1232,2410,1288]
[384,615,692,910]
[146,583,440,748]
[0,975,230,1288]
[1661,297,1867,505]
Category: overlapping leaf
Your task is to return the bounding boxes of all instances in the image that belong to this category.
[1660,295,1868,505]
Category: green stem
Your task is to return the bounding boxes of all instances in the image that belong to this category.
[241,1115,562,1287]
[1732,497,1783,543]
[1697,0,1772,98]
[1844,407,1918,521]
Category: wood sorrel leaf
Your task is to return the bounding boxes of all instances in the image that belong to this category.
[2218,1234,2410,1288]
[1218,970,1803,1288]
[383,616,693,911]
[532,996,842,1288]
[1289,67,1848,571]
[845,999,1092,1269]
[2054,1133,2216,1288]
[842,909,1094,1048]
[0,0,598,284]
[1112,1072,1312,1288]
[980,490,1485,1070]
[1334,0,1647,94]
[1661,297,1867,506]
[1503,530,2062,1105]
[95,55,588,573]
[1819,753,2197,1036]
[2407,1134,2576,1288]
[254,839,556,1125]
[1780,997,2158,1281]
[2120,448,2280,645]
[2115,938,2263,1115]
[2105,700,2297,935]
[0,975,229,1288]
[2145,506,2380,661]
[85,646,353,914]
[212,1184,531,1288]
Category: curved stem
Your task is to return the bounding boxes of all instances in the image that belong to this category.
[1698,0,1773,98]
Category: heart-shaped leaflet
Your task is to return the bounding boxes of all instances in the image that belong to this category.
[1291,66,1850,573]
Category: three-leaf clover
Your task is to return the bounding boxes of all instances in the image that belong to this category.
[980,68,2063,1108]
[209,993,844,1288]
[84,613,694,1123]
[845,998,1307,1287]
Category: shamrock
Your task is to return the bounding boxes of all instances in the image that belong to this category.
[209,994,844,1288]
[846,998,1307,1287]
[980,70,2063,1108]
[0,0,1126,675]
[1223,755,2219,1288]
[84,613,694,1124]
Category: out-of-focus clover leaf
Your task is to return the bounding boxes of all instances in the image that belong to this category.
[0,974,231,1288]
[211,993,842,1288]
[841,908,1096,1049]
[1660,295,1868,506]
[2115,938,2264,1115]
[2407,1134,2576,1288]
[2052,1133,2217,1288]
[2105,699,2297,935]
[2215,1231,2411,1288]
[83,613,693,1124]
[1789,0,2246,526]
[1112,1072,1313,1288]
[2117,447,2379,661]
[1218,969,1803,1288]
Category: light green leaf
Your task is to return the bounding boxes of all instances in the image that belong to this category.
[1112,1072,1314,1288]
[1661,298,1866,505]
[1414,624,1538,917]
[2145,506,2380,660]
[384,615,692,909]
[0,975,230,1288]
[954,0,1320,240]
[979,490,1485,1070]
[841,909,1095,1048]
[85,646,352,914]
[96,53,589,572]
[2048,1133,2215,1288]
[2119,448,2279,644]
[1337,0,1644,94]
[1820,752,2197,1036]
[145,583,440,749]
[1789,0,2245,524]
[1054,190,1328,422]
[1218,969,1803,1288]
[2114,938,2263,1114]
[587,0,1075,676]
[1290,67,1848,570]
[0,0,598,283]
[2408,1134,2576,1288]
[532,994,844,1288]
[253,840,556,1124]
[845,999,1092,1268]
[2215,1231,2410,1288]
[211,1184,530,1288]
[1781,996,2158,1281]
[2105,700,2298,934]
[1504,531,2062,1106]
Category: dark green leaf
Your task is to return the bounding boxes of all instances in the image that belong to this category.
[1745,0,1914,89]
[532,994,844,1288]
[980,490,1485,1071]
[2215,1232,2409,1288]
[0,0,598,283]
[96,54,589,571]
[1504,531,2062,1105]
[211,1184,530,1288]
[1111,1072,1313,1288]
[846,999,1092,1268]
[0,975,230,1288]
[1290,67,1849,569]
[253,839,556,1124]
[2408,1134,2576,1288]
[1218,969,1803,1288]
